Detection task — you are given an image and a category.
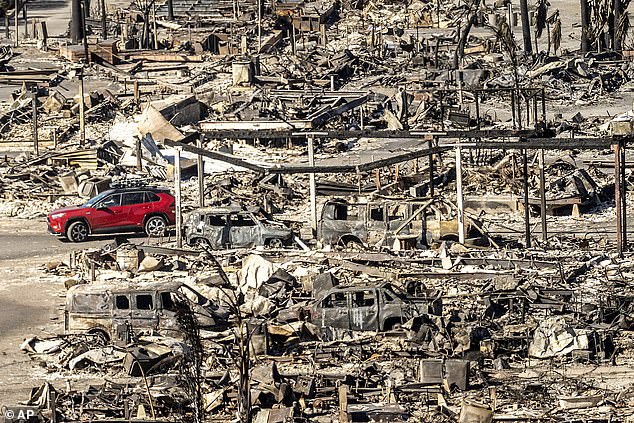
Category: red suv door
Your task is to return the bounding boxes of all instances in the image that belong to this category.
[88,193,128,230]
[121,191,152,228]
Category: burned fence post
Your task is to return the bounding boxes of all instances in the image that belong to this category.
[174,148,183,248]
[31,88,38,156]
[197,136,205,208]
[522,146,531,248]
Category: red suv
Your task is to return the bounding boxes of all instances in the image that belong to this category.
[48,187,176,242]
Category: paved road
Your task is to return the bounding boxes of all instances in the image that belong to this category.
[0,217,158,404]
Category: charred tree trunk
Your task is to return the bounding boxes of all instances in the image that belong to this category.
[614,0,623,51]
[520,0,532,54]
[71,0,83,44]
[580,0,590,52]
[453,1,479,69]
[167,0,174,20]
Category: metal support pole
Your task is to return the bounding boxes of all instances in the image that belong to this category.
[456,142,465,244]
[523,148,531,248]
[428,137,434,197]
[539,149,547,241]
[308,136,317,237]
[4,14,9,40]
[621,141,627,249]
[78,67,86,146]
[257,0,262,53]
[197,137,205,208]
[614,143,623,255]
[31,89,38,155]
[22,4,27,38]
[174,148,182,248]
[14,0,18,47]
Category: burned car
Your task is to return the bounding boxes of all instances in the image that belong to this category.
[65,281,226,344]
[303,282,442,331]
[183,206,293,249]
[318,197,483,248]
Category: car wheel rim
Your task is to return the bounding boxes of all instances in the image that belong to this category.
[72,225,87,241]
[148,219,166,236]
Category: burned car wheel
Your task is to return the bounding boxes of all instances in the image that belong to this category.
[67,221,89,242]
[145,216,167,237]
[194,238,212,250]
[266,238,284,249]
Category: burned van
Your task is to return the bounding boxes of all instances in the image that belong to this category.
[64,281,220,344]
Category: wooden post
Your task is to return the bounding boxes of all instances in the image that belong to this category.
[520,0,532,54]
[174,148,182,248]
[257,0,262,52]
[614,143,623,255]
[78,67,86,146]
[539,149,547,241]
[31,89,38,155]
[4,14,8,40]
[523,148,531,248]
[308,136,317,237]
[338,385,349,423]
[456,142,465,244]
[197,136,205,208]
